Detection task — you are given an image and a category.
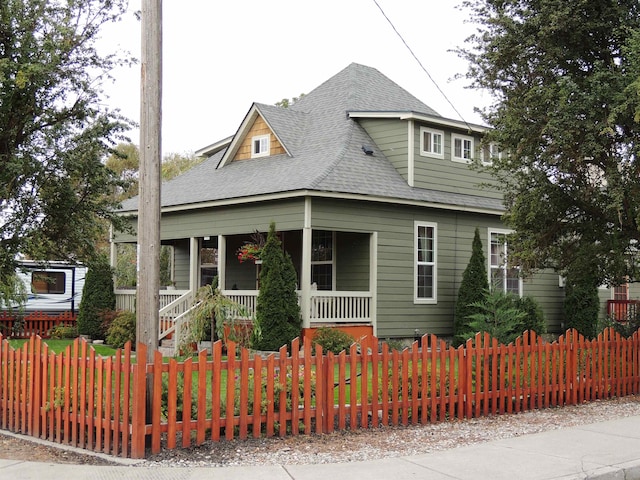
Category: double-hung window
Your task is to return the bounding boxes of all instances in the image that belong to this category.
[311,230,334,290]
[420,127,444,158]
[489,230,521,296]
[452,134,474,163]
[482,143,502,165]
[251,134,270,158]
[415,222,437,303]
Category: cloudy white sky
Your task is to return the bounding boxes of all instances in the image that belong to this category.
[99,0,490,155]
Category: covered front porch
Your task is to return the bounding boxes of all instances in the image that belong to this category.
[113,227,377,347]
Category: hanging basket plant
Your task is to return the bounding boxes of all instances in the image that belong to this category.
[237,243,261,263]
[236,230,266,263]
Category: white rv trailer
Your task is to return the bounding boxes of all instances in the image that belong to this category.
[14,261,87,314]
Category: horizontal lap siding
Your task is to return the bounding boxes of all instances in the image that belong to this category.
[413,139,502,200]
[523,272,565,333]
[359,119,409,182]
[312,198,563,338]
[336,233,369,291]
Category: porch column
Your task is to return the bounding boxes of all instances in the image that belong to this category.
[370,231,378,336]
[189,237,198,292]
[301,198,312,329]
[218,234,226,291]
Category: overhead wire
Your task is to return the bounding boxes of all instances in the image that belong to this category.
[371,0,474,132]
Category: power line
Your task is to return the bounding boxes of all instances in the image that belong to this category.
[372,0,473,131]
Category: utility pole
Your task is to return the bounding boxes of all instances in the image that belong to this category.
[137,0,162,365]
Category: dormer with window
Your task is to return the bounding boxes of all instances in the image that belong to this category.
[217,104,289,168]
[252,134,270,158]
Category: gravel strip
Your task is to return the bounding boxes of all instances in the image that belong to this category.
[141,395,640,468]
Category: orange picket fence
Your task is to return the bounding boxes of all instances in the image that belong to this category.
[0,328,639,459]
[0,311,77,338]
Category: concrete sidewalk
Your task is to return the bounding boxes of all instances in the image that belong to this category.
[2,416,640,480]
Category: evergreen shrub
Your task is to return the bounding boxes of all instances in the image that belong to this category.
[77,257,115,340]
[252,222,301,351]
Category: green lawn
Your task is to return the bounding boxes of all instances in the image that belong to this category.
[7,338,119,357]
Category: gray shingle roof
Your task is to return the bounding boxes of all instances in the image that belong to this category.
[120,63,502,213]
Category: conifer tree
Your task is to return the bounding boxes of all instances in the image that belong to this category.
[252,222,301,351]
[454,228,489,345]
[77,256,115,340]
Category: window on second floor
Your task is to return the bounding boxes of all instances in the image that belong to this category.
[452,134,474,163]
[489,230,522,296]
[415,222,437,303]
[420,127,444,158]
[251,134,270,158]
[482,143,502,165]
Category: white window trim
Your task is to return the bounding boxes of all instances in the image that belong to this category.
[414,221,437,304]
[251,134,270,158]
[488,228,523,297]
[481,142,502,166]
[419,127,444,159]
[452,133,474,164]
[311,230,335,290]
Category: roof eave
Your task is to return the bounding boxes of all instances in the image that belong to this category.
[116,190,504,217]
[348,111,489,134]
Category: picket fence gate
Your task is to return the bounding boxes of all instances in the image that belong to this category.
[0,328,639,459]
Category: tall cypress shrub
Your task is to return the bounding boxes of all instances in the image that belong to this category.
[454,228,490,345]
[252,222,301,351]
[77,256,115,340]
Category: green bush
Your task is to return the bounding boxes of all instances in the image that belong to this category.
[49,324,78,339]
[515,296,547,335]
[312,327,355,354]
[106,310,136,348]
[462,289,527,345]
[77,256,115,340]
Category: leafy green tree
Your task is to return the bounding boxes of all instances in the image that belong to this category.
[275,94,305,108]
[459,0,640,287]
[109,146,203,287]
[252,222,301,351]
[77,256,116,340]
[0,0,134,300]
[161,152,205,181]
[105,143,140,201]
[454,228,490,345]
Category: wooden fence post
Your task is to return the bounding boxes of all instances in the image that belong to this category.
[131,342,147,459]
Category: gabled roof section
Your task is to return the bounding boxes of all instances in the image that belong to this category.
[218,103,301,168]
[118,63,501,215]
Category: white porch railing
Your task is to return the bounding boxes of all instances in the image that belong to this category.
[158,290,194,341]
[222,290,372,324]
[309,291,371,323]
[114,289,194,343]
[114,289,191,312]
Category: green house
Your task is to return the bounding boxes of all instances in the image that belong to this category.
[112,63,633,345]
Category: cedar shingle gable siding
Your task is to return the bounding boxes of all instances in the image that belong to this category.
[233,116,285,161]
